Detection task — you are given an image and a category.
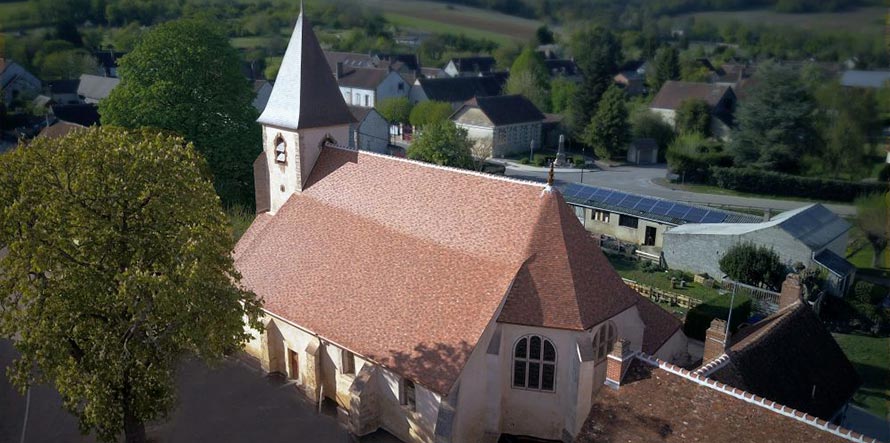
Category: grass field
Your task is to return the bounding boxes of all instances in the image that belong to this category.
[0,1,38,30]
[673,6,887,34]
[833,333,890,418]
[847,226,890,278]
[366,0,542,44]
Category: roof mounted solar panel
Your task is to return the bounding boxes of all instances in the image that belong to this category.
[666,204,691,219]
[650,201,674,216]
[701,211,727,223]
[603,192,625,205]
[685,207,708,223]
[634,198,657,212]
[621,195,642,209]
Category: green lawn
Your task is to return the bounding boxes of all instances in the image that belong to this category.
[607,254,750,313]
[0,1,39,30]
[846,225,890,278]
[833,333,890,418]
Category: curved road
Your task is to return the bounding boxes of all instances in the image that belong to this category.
[500,162,856,217]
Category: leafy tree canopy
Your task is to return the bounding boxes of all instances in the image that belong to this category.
[407,120,473,169]
[675,98,711,136]
[100,19,261,207]
[0,127,262,443]
[630,108,675,154]
[582,84,629,160]
[506,46,551,112]
[376,97,412,124]
[854,193,890,268]
[568,26,621,135]
[649,46,680,92]
[719,242,788,290]
[729,62,817,173]
[409,100,453,128]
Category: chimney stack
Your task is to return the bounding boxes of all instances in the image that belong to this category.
[336,61,344,80]
[703,319,728,365]
[779,273,803,310]
[605,338,635,389]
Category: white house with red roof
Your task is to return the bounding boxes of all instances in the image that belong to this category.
[236,8,688,443]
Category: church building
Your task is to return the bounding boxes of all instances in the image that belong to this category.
[234,7,688,442]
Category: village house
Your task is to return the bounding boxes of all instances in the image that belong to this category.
[443,56,497,77]
[626,138,658,165]
[650,80,736,140]
[237,9,689,442]
[841,70,890,89]
[663,204,855,296]
[556,181,761,249]
[543,59,581,82]
[348,105,391,154]
[252,79,273,113]
[77,74,120,104]
[0,58,41,106]
[93,50,125,78]
[695,274,861,422]
[333,63,409,108]
[450,95,545,158]
[46,79,82,105]
[613,70,646,95]
[408,74,507,109]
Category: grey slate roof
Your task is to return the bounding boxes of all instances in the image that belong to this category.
[446,56,496,74]
[840,70,890,89]
[258,9,355,130]
[667,204,850,251]
[813,249,855,277]
[336,67,389,90]
[417,75,505,103]
[77,74,119,101]
[463,95,544,126]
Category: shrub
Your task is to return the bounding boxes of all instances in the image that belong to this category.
[709,167,890,202]
[573,157,585,167]
[519,157,530,165]
[852,280,887,305]
[666,134,732,183]
[533,153,549,167]
[683,299,753,340]
[879,163,890,182]
[719,242,787,290]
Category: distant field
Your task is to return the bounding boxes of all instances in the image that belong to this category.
[366,0,542,44]
[673,6,887,34]
[0,1,37,30]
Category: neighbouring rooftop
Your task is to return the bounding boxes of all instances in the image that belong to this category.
[556,182,762,225]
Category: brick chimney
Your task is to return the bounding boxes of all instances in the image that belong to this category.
[605,338,634,389]
[779,273,803,310]
[703,319,728,365]
[336,61,344,80]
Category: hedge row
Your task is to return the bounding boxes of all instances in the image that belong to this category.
[708,167,889,202]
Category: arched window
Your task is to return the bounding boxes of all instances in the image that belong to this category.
[513,335,556,391]
[274,135,286,164]
[593,322,617,361]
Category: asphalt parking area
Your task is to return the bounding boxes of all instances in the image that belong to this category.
[1,341,398,442]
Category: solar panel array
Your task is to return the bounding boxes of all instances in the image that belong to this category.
[558,182,749,225]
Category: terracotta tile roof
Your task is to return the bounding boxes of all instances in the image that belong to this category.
[498,189,638,330]
[236,147,676,393]
[710,302,861,419]
[650,80,732,110]
[37,121,84,139]
[576,359,856,443]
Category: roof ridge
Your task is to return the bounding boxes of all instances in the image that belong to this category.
[728,301,803,351]
[323,143,546,189]
[636,353,882,443]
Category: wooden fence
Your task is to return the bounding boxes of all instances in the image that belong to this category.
[623,278,703,310]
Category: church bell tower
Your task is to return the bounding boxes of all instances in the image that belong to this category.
[254,6,355,214]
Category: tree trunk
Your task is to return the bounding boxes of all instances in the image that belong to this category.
[124,409,146,443]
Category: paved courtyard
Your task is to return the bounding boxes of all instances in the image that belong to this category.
[0,340,398,443]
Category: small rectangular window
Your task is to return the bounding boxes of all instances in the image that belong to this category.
[594,210,610,223]
[364,95,369,107]
[513,361,526,388]
[341,349,355,375]
[619,214,639,229]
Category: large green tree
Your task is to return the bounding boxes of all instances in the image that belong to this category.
[409,100,453,128]
[675,98,712,136]
[100,19,261,207]
[649,46,680,92]
[407,120,474,169]
[376,97,412,124]
[582,85,629,160]
[855,193,890,268]
[0,127,262,443]
[729,63,817,173]
[505,46,551,112]
[719,242,787,290]
[630,108,675,158]
[568,26,622,135]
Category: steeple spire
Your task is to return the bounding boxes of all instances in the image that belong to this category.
[547,161,555,186]
[257,5,354,130]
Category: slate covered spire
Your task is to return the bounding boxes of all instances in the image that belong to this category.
[257,5,355,130]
